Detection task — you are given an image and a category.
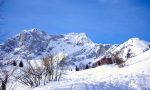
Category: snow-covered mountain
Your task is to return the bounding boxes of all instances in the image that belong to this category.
[1,29,150,90]
[0,29,112,67]
[0,29,150,69]
[107,38,150,60]
[92,38,150,67]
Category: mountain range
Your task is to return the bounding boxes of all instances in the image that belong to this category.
[0,29,149,69]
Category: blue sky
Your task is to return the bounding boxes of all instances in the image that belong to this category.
[0,0,150,44]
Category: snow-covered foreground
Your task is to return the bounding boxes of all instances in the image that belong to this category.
[13,50,150,90]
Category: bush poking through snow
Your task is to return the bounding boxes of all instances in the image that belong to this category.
[15,60,44,88]
[0,67,16,90]
[15,54,65,88]
[42,54,65,85]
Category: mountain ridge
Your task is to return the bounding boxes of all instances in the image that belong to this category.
[0,29,149,69]
[0,29,112,68]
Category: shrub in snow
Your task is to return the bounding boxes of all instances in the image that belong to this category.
[42,55,54,83]
[15,60,44,88]
[0,67,16,90]
[15,54,65,88]
[42,54,65,84]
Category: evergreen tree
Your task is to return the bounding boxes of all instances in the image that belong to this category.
[76,65,79,71]
[85,64,89,69]
[19,61,23,67]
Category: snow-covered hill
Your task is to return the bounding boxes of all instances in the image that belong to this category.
[13,49,150,90]
[92,38,150,67]
[107,38,150,60]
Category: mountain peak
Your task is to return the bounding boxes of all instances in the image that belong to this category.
[64,32,91,44]
[126,38,141,44]
[125,38,150,47]
[106,37,150,60]
[22,28,47,36]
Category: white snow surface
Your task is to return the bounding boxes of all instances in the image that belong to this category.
[12,50,150,90]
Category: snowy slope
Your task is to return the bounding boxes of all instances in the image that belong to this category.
[107,38,150,60]
[91,38,150,67]
[13,50,150,90]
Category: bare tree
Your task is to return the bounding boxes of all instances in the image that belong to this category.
[42,54,65,85]
[0,67,16,90]
[15,60,44,88]
[42,55,54,84]
[16,54,66,88]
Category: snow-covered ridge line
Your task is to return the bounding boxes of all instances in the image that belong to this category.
[0,28,150,69]
[0,29,112,68]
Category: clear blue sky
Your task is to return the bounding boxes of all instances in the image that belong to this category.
[0,0,150,44]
